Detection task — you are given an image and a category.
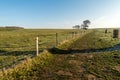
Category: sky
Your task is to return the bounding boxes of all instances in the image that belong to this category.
[0,0,120,29]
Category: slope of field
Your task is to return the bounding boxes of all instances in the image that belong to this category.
[1,29,120,80]
[0,29,84,71]
[0,29,82,51]
[68,29,120,52]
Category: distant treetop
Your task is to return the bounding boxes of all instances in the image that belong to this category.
[5,26,24,29]
[0,26,24,31]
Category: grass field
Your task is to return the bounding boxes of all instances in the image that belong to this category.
[0,29,85,71]
[0,29,82,51]
[1,28,120,80]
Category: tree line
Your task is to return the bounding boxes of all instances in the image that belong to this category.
[0,26,24,29]
[73,20,91,30]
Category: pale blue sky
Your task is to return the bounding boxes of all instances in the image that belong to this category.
[0,0,120,28]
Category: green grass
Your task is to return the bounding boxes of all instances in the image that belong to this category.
[82,52,120,80]
[68,29,120,50]
[0,29,84,70]
[1,28,120,80]
[0,50,55,80]
[0,29,84,51]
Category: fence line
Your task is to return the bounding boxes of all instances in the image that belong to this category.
[0,31,83,55]
[0,31,85,74]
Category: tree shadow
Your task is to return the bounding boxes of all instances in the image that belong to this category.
[48,43,120,54]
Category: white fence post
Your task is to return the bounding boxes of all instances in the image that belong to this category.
[36,37,39,56]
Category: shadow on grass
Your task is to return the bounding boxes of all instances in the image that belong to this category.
[1,43,120,55]
[48,43,120,54]
[0,50,6,53]
[0,50,43,56]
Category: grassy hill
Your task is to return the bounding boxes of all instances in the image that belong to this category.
[1,29,120,80]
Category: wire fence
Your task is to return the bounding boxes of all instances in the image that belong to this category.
[0,31,84,55]
[0,30,86,72]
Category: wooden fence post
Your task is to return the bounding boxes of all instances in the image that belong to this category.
[56,33,58,46]
[72,32,74,38]
[36,37,39,56]
[74,32,77,38]
[77,32,79,37]
[74,32,76,38]
[66,34,67,40]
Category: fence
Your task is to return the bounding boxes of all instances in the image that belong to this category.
[0,30,86,70]
[35,32,83,56]
[0,31,86,54]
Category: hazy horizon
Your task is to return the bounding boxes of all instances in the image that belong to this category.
[0,0,120,29]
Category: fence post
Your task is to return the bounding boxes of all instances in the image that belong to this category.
[79,32,81,36]
[36,37,39,56]
[56,33,58,46]
[72,32,74,38]
[66,34,67,40]
[74,32,76,38]
[77,32,79,37]
[73,32,75,38]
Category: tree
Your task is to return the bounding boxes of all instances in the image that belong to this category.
[82,20,91,30]
[80,24,84,29]
[73,25,80,29]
